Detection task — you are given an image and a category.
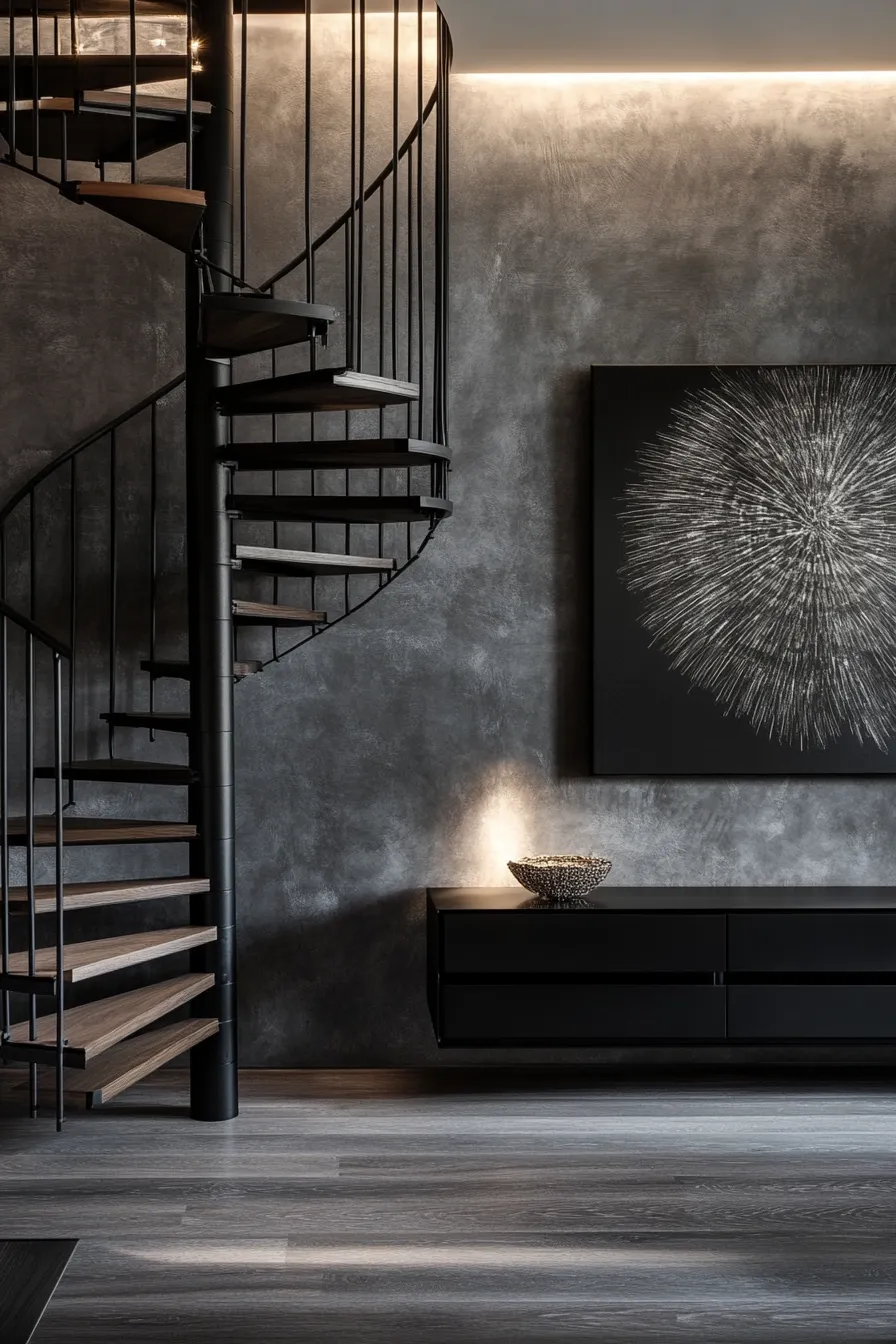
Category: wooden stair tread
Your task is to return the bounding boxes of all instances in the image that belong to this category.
[0,54,191,102]
[1,97,197,164]
[234,544,396,577]
[218,368,419,415]
[6,926,216,984]
[5,817,196,846]
[226,437,451,470]
[8,877,209,914]
[232,599,326,627]
[228,493,453,525]
[66,1018,219,1106]
[202,293,336,358]
[68,182,205,252]
[34,759,194,785]
[142,658,262,680]
[102,711,192,733]
[8,972,215,1063]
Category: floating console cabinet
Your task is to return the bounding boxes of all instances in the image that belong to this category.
[426,888,896,1046]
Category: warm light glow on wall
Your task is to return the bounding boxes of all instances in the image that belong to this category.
[462,70,896,84]
[473,766,535,884]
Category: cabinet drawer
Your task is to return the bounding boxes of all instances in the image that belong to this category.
[729,913,896,973]
[440,912,725,975]
[728,986,896,1039]
[439,983,725,1044]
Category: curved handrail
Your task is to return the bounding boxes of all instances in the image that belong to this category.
[0,596,71,659]
[0,373,186,528]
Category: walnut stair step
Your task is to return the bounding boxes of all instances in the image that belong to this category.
[5,926,216,985]
[7,972,215,1066]
[232,599,326,628]
[7,876,209,915]
[233,545,396,577]
[5,817,196,846]
[142,658,262,681]
[225,437,451,471]
[102,711,192,734]
[55,1018,219,1108]
[34,759,194,785]
[1,92,208,164]
[218,368,419,416]
[202,293,337,358]
[0,54,191,102]
[65,182,205,253]
[228,494,453,525]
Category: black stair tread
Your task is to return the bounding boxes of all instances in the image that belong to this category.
[1,94,207,164]
[65,1018,219,1107]
[5,926,217,985]
[234,544,396,577]
[34,759,195,785]
[0,54,191,102]
[225,437,451,470]
[232,599,326,627]
[66,182,205,252]
[218,367,419,415]
[8,876,210,914]
[229,493,453,525]
[202,293,337,358]
[142,658,262,680]
[102,711,192,733]
[7,972,215,1064]
[5,817,197,846]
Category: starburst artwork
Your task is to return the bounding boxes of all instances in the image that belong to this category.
[592,365,896,775]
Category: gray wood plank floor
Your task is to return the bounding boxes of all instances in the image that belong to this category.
[2,1068,896,1341]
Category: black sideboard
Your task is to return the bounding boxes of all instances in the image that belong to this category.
[426,887,896,1047]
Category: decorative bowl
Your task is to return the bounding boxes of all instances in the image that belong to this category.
[507,854,612,909]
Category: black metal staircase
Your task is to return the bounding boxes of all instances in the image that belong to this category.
[0,0,451,1127]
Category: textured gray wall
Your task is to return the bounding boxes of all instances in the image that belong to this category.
[3,62,896,1063]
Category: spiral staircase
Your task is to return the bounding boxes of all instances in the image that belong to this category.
[0,0,451,1126]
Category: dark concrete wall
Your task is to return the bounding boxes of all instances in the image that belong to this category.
[3,54,896,1063]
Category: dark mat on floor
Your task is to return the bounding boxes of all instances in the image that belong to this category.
[0,1240,78,1344]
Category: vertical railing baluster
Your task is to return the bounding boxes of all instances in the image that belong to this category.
[416,0,424,440]
[391,0,399,380]
[0,608,7,1052]
[357,0,366,372]
[108,432,117,758]
[68,459,76,804]
[30,0,38,174]
[25,631,36,1118]
[8,0,17,169]
[129,0,137,183]
[434,9,447,449]
[53,652,64,1131]
[348,0,357,370]
[149,402,158,739]
[239,0,247,281]
[304,0,313,307]
[68,0,76,59]
[185,0,194,187]
[407,141,413,435]
[29,489,35,623]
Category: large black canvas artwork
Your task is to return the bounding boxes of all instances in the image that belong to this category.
[593,365,896,775]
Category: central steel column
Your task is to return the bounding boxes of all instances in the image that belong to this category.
[186,0,238,1121]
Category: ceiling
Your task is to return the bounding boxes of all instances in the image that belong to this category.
[439,0,896,73]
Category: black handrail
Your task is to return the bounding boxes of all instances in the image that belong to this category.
[0,596,71,660]
[0,374,186,528]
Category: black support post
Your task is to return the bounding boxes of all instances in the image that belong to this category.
[186,0,238,1122]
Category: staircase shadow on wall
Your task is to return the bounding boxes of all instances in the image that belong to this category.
[239,888,433,1066]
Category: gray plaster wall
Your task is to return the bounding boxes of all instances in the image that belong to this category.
[3,58,896,1063]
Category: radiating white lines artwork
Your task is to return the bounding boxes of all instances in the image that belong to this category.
[620,366,896,751]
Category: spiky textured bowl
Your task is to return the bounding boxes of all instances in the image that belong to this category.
[507,854,612,909]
